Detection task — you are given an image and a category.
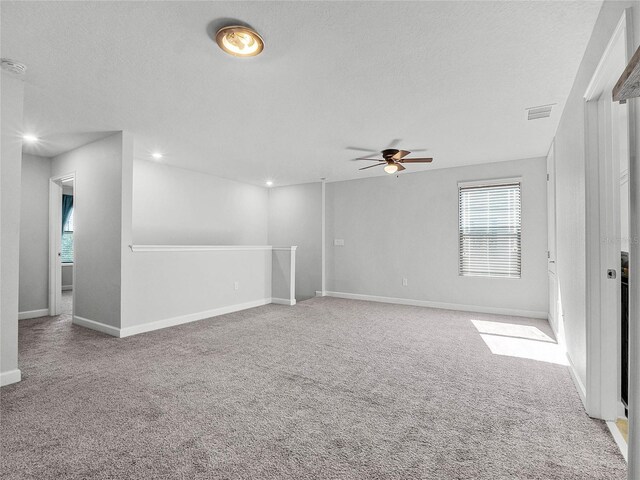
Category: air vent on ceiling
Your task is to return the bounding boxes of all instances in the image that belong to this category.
[1,58,27,76]
[526,104,555,120]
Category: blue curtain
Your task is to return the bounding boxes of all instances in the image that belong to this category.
[62,194,73,232]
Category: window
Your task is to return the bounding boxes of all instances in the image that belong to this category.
[61,203,74,263]
[459,181,521,278]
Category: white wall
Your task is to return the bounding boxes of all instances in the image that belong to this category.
[553,1,640,394]
[326,157,548,316]
[268,183,322,300]
[272,248,296,304]
[121,247,271,334]
[1,71,25,386]
[132,159,268,245]
[19,154,51,314]
[120,157,273,335]
[51,133,126,329]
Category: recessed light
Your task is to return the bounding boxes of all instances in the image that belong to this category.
[266,180,273,187]
[22,134,39,143]
[151,152,163,160]
[216,26,264,57]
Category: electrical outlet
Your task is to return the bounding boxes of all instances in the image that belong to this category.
[334,239,345,246]
[234,281,239,291]
[402,278,408,287]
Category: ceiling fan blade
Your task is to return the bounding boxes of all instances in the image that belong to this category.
[399,157,433,163]
[395,163,406,171]
[392,150,411,160]
[353,157,384,161]
[387,139,401,149]
[359,162,386,170]
[346,146,380,153]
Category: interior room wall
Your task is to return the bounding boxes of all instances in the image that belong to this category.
[552,1,640,396]
[50,133,126,329]
[1,71,25,386]
[61,265,73,289]
[121,155,272,334]
[268,183,322,300]
[18,154,51,315]
[132,159,268,245]
[325,157,548,316]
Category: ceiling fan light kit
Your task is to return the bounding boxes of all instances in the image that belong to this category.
[357,148,433,174]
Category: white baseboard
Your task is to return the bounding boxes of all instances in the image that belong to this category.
[62,285,73,291]
[73,315,121,337]
[315,291,327,297]
[0,369,22,387]
[324,291,548,319]
[18,308,49,320]
[606,421,628,461]
[566,352,587,408]
[119,298,272,338]
[271,297,296,306]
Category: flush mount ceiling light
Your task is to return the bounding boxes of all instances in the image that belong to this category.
[151,152,163,160]
[215,26,264,57]
[22,133,39,143]
[266,180,273,187]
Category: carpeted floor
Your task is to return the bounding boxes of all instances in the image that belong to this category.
[1,297,626,479]
[60,290,73,315]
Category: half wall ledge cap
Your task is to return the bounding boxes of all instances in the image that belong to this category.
[129,245,275,252]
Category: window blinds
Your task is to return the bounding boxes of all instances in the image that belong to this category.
[459,182,521,278]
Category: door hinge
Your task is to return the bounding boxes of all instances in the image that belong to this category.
[547,173,550,181]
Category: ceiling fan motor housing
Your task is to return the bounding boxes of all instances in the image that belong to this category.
[381,149,400,160]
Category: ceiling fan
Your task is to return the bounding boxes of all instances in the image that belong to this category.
[355,148,433,174]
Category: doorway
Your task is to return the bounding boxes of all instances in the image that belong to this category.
[583,7,633,451]
[48,173,75,317]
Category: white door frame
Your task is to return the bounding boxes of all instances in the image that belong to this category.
[583,9,633,422]
[546,142,564,344]
[48,172,75,316]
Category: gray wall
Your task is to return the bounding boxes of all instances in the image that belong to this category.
[62,265,73,289]
[132,159,268,245]
[268,183,322,300]
[51,133,125,329]
[1,71,25,384]
[553,1,640,392]
[19,154,51,313]
[326,157,548,314]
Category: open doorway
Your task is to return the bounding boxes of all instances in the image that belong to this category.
[583,8,634,457]
[48,173,75,317]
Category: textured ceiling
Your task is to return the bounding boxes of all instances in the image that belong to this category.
[2,1,602,186]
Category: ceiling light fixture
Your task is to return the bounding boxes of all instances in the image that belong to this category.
[266,180,273,187]
[384,163,399,174]
[151,152,163,160]
[215,26,264,57]
[22,134,39,143]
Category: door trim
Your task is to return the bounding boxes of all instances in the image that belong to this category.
[583,9,633,422]
[48,172,75,316]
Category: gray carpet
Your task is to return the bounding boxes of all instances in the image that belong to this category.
[1,297,626,479]
[60,289,73,315]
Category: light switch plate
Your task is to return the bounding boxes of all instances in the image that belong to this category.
[334,239,345,246]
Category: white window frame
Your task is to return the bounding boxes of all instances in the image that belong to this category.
[458,177,523,279]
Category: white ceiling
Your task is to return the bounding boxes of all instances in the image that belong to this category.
[2,1,602,186]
